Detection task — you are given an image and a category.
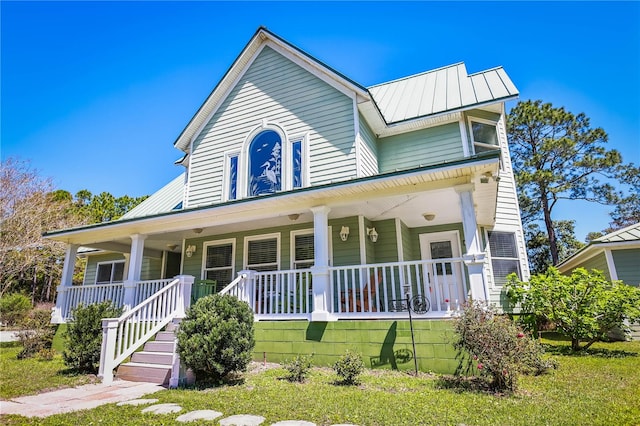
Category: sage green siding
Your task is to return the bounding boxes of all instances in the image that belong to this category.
[359,113,378,177]
[188,46,356,207]
[83,253,125,285]
[568,252,611,281]
[329,217,361,266]
[371,219,398,263]
[409,223,465,260]
[400,220,413,261]
[254,320,458,374]
[612,248,640,286]
[377,123,463,172]
[140,257,163,281]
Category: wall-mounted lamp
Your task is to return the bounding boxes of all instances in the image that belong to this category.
[185,245,197,258]
[340,226,350,242]
[480,171,500,184]
[366,227,379,243]
[288,213,300,221]
[422,213,436,221]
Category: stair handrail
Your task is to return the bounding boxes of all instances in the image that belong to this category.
[218,272,249,295]
[98,275,194,385]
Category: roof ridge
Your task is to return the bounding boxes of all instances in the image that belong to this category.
[595,222,640,242]
[468,65,505,76]
[368,62,466,89]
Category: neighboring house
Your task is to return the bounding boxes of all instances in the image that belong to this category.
[45,27,529,383]
[557,223,640,287]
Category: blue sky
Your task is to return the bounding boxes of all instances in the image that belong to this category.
[2,1,639,240]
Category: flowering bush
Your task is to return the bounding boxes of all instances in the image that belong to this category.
[453,301,553,392]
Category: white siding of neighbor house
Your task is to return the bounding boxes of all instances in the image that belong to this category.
[187,45,356,207]
[376,122,463,173]
[358,113,378,177]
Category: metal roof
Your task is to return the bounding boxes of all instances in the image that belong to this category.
[120,173,185,220]
[593,222,640,244]
[368,63,518,125]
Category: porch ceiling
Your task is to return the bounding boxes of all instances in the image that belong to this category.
[45,155,500,254]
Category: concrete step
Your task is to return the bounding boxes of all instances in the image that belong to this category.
[116,362,171,385]
[165,322,179,332]
[155,331,176,341]
[143,340,174,353]
[131,351,174,365]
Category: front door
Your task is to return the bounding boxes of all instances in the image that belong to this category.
[419,231,466,311]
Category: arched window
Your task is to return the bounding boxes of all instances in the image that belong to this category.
[248,130,282,196]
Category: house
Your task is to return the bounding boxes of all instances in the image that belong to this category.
[45,27,529,384]
[557,223,640,287]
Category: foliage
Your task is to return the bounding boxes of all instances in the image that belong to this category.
[282,354,313,383]
[62,302,122,374]
[177,294,255,382]
[524,220,584,274]
[506,267,640,351]
[453,301,552,392]
[507,100,631,267]
[333,350,365,385]
[74,190,148,224]
[0,293,32,326]
[605,163,640,232]
[15,308,57,359]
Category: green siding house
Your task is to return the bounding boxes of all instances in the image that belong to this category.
[558,223,640,287]
[45,28,529,384]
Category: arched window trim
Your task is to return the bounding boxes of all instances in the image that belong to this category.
[239,121,290,198]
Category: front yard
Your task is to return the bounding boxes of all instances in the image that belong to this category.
[1,336,639,425]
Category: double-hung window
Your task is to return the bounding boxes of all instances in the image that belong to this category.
[96,261,125,285]
[292,231,314,269]
[468,118,499,154]
[203,240,235,286]
[488,231,521,286]
[245,234,280,272]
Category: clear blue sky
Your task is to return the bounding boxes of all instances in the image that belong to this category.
[2,1,639,241]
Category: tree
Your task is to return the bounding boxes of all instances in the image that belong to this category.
[605,163,640,232]
[507,100,625,266]
[525,220,584,274]
[506,267,640,351]
[73,190,148,223]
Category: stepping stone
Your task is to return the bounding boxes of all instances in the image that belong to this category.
[176,410,223,422]
[219,414,266,425]
[272,422,316,426]
[141,403,183,414]
[117,398,159,406]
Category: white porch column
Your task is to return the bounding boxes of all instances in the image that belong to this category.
[310,206,335,322]
[52,243,79,324]
[122,234,147,310]
[456,184,488,302]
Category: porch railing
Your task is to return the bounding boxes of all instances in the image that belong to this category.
[62,283,125,320]
[98,276,192,385]
[330,259,467,315]
[134,278,175,304]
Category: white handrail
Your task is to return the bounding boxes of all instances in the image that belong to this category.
[218,273,249,296]
[98,276,193,384]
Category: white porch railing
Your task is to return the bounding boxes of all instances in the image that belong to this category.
[134,278,175,304]
[330,259,467,317]
[62,283,125,320]
[219,270,313,319]
[98,276,193,385]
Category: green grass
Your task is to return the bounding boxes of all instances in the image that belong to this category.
[0,342,97,399]
[1,337,639,425]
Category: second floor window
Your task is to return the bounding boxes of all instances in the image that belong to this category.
[469,118,499,154]
[248,130,282,196]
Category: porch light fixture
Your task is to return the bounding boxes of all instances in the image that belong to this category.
[288,213,300,221]
[340,226,350,241]
[185,245,197,258]
[193,228,203,234]
[422,213,436,221]
[166,244,178,251]
[367,227,379,243]
[480,171,492,184]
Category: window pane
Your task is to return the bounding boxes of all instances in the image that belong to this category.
[292,140,303,188]
[430,241,453,259]
[472,122,498,146]
[96,264,112,284]
[492,260,520,285]
[248,238,277,266]
[229,155,238,200]
[248,130,282,196]
[206,244,233,269]
[488,232,518,258]
[295,234,314,262]
[112,262,125,282]
[205,269,232,286]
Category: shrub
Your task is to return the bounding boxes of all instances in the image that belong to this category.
[282,354,313,383]
[177,294,255,382]
[16,309,56,359]
[63,302,122,373]
[334,350,365,385]
[453,301,552,392]
[0,293,32,326]
[507,267,640,350]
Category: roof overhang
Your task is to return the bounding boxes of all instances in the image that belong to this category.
[45,153,500,251]
[557,240,640,273]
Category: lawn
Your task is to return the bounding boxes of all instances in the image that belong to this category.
[1,336,639,425]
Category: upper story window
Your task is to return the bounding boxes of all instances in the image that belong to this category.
[96,261,125,285]
[468,118,499,154]
[248,130,282,196]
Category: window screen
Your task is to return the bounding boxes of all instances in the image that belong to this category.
[247,238,278,272]
[294,234,314,269]
[488,231,521,285]
[204,243,233,286]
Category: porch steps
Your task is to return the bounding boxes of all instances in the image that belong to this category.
[116,329,177,385]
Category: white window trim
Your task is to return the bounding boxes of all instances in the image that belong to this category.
[222,150,241,202]
[289,132,310,189]
[484,228,522,287]
[290,228,314,269]
[202,238,236,281]
[240,121,289,198]
[95,260,125,285]
[244,232,281,271]
[467,116,500,155]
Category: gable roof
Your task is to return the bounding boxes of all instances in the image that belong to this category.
[120,173,185,220]
[173,27,519,152]
[591,222,640,244]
